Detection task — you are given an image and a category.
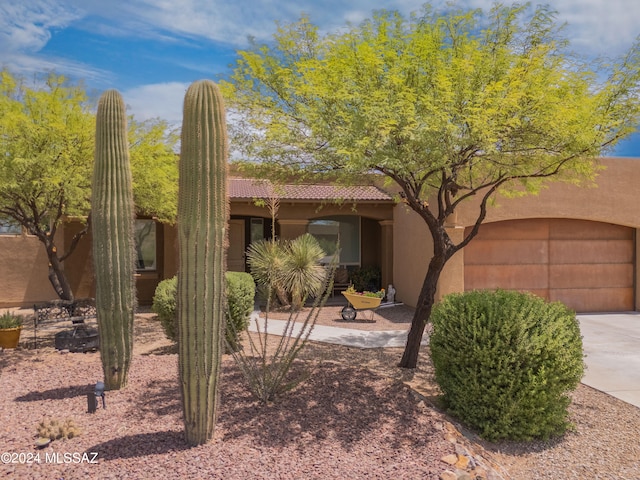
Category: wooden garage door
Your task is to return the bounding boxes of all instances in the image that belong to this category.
[464,219,634,312]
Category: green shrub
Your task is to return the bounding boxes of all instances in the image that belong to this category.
[225,271,256,351]
[152,276,177,340]
[350,265,381,292]
[429,289,584,441]
[152,272,255,349]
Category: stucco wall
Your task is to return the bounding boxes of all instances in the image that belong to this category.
[0,233,57,307]
[393,157,640,309]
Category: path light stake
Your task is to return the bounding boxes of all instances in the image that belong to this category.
[177,80,229,446]
[88,381,106,413]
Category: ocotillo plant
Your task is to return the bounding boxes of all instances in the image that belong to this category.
[91,89,136,390]
[177,80,229,446]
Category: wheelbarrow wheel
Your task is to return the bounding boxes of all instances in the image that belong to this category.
[341,306,357,321]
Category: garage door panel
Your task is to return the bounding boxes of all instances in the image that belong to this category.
[550,264,634,289]
[550,288,634,312]
[549,219,633,240]
[476,219,549,240]
[465,240,548,265]
[550,240,633,264]
[464,219,634,312]
[465,264,549,290]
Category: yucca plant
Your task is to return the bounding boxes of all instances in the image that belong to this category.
[248,233,327,311]
[247,239,289,307]
[279,233,327,310]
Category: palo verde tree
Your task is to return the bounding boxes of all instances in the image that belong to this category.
[0,70,94,300]
[221,3,640,368]
[0,69,179,301]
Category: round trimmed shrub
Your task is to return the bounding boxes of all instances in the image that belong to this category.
[152,272,255,350]
[152,276,177,340]
[429,289,584,441]
[225,271,257,351]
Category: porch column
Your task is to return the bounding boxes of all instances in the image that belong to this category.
[379,220,394,290]
[277,219,309,240]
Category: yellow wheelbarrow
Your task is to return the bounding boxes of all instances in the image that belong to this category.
[341,292,382,321]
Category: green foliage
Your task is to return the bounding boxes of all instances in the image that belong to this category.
[0,69,180,300]
[247,233,327,310]
[177,79,229,446]
[91,89,136,391]
[230,257,336,403]
[225,271,257,351]
[152,272,256,351]
[0,312,23,329]
[0,70,95,299]
[129,118,179,223]
[152,276,178,340]
[223,5,639,186]
[221,3,640,367]
[429,289,584,441]
[350,265,381,292]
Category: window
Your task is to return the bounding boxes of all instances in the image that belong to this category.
[0,218,22,235]
[250,218,264,243]
[308,215,360,265]
[135,220,156,271]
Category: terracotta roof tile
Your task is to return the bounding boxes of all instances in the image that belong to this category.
[229,178,392,202]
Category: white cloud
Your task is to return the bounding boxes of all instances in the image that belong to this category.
[3,0,638,77]
[554,0,639,55]
[123,81,189,124]
[1,0,638,126]
[69,0,638,55]
[0,1,81,52]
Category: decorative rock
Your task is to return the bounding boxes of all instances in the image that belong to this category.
[439,470,458,480]
[455,471,473,480]
[455,454,470,470]
[471,467,488,479]
[445,433,459,443]
[441,454,459,465]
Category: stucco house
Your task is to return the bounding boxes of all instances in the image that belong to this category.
[0,177,396,307]
[2,157,640,313]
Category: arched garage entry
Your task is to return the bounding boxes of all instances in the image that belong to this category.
[464,218,635,312]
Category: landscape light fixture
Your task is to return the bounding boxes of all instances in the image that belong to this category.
[87,381,106,413]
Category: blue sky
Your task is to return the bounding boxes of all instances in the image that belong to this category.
[1,0,639,156]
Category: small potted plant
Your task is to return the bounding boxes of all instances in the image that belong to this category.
[0,311,24,349]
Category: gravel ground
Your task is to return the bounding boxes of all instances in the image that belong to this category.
[0,313,458,480]
[1,308,640,479]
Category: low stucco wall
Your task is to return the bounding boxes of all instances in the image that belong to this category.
[0,234,57,307]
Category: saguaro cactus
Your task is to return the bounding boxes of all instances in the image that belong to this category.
[91,89,136,390]
[178,80,229,446]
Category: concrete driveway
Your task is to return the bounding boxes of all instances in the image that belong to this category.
[577,313,640,408]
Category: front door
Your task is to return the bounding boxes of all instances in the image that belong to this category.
[228,219,246,272]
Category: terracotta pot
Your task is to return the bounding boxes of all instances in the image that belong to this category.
[0,326,22,349]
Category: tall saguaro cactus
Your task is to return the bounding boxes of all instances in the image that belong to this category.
[91,89,136,390]
[178,80,229,446]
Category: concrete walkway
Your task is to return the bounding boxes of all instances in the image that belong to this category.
[248,315,429,348]
[577,313,640,408]
[250,312,640,409]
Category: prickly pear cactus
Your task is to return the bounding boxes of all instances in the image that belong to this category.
[91,89,136,391]
[177,80,229,446]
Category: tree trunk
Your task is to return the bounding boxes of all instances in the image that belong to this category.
[45,242,74,301]
[398,253,446,368]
